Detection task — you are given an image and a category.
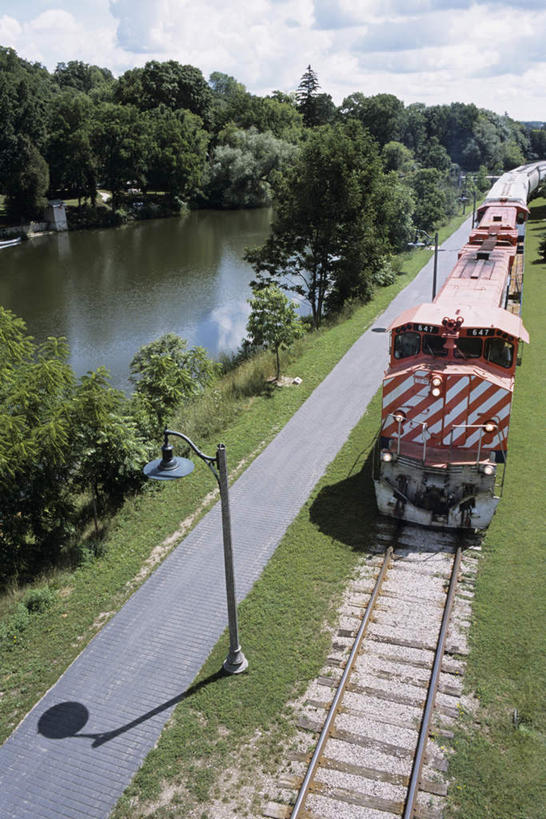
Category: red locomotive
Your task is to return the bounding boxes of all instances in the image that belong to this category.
[375,161,545,529]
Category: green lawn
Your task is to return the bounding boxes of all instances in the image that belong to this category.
[446,198,546,817]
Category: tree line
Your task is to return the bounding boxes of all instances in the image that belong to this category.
[0,48,540,227]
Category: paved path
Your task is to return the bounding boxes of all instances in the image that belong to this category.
[0,219,472,818]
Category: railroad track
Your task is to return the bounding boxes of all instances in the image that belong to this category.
[264,522,480,819]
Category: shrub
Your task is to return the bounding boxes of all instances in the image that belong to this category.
[22,585,57,613]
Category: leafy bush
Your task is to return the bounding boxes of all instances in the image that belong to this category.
[22,585,57,613]
[372,258,397,286]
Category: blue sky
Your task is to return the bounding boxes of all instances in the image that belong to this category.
[0,0,544,120]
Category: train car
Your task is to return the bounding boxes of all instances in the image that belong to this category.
[374,161,546,529]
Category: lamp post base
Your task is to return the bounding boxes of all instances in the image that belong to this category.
[223,649,248,675]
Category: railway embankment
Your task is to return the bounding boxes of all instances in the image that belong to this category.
[444,197,545,817]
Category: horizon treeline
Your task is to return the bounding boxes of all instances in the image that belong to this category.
[1,46,545,225]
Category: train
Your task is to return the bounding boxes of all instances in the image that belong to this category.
[374,160,546,529]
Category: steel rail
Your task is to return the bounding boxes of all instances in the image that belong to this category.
[291,547,393,818]
[403,546,462,818]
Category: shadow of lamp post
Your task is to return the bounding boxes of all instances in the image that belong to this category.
[407,229,439,300]
[143,429,248,675]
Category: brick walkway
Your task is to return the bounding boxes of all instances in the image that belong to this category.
[0,221,470,818]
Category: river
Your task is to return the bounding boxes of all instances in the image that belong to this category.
[0,208,272,392]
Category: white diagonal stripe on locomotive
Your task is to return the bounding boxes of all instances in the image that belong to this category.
[444,379,501,445]
[382,371,424,410]
[464,395,512,449]
[401,396,446,442]
[382,384,442,437]
[457,394,511,449]
[381,376,431,434]
[442,376,471,430]
[403,374,470,443]
[467,386,511,427]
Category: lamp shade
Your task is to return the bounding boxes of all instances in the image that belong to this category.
[143,442,195,481]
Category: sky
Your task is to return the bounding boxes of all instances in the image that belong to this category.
[0,0,544,122]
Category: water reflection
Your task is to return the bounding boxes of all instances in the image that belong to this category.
[0,209,272,391]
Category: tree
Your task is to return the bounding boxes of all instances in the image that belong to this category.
[245,121,389,326]
[409,167,456,231]
[143,105,209,200]
[5,135,49,222]
[72,368,149,533]
[382,141,416,174]
[91,103,149,208]
[129,334,216,430]
[0,309,76,581]
[115,61,213,125]
[54,61,114,94]
[295,65,335,127]
[46,90,97,202]
[204,127,298,208]
[246,286,304,381]
[340,92,404,148]
[418,136,452,172]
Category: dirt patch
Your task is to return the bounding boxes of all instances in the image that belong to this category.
[266,375,302,388]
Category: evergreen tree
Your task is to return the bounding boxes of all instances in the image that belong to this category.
[295,65,333,127]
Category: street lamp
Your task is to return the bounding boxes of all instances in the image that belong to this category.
[144,429,248,675]
[407,229,439,300]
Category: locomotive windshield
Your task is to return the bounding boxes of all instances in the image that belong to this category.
[394,332,420,359]
[392,329,515,367]
[485,337,514,368]
[422,334,447,357]
[454,337,482,358]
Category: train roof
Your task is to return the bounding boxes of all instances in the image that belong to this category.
[388,303,529,343]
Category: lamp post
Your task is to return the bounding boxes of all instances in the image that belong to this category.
[143,429,248,675]
[407,229,439,300]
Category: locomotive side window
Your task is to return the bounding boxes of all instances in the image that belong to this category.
[485,338,514,368]
[394,332,420,359]
[422,334,447,357]
[455,337,482,358]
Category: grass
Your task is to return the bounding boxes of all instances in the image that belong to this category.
[112,397,383,818]
[446,197,546,817]
[0,210,469,753]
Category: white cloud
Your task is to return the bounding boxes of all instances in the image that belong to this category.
[0,0,544,120]
[0,14,22,45]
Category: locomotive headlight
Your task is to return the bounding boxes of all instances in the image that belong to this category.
[381,450,393,462]
[393,410,406,424]
[483,420,497,434]
[431,376,442,387]
[431,387,441,397]
[481,463,496,476]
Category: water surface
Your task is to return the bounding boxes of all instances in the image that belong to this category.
[0,209,272,391]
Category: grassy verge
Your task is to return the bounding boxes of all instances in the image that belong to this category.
[0,210,469,748]
[446,198,546,817]
[113,396,382,818]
